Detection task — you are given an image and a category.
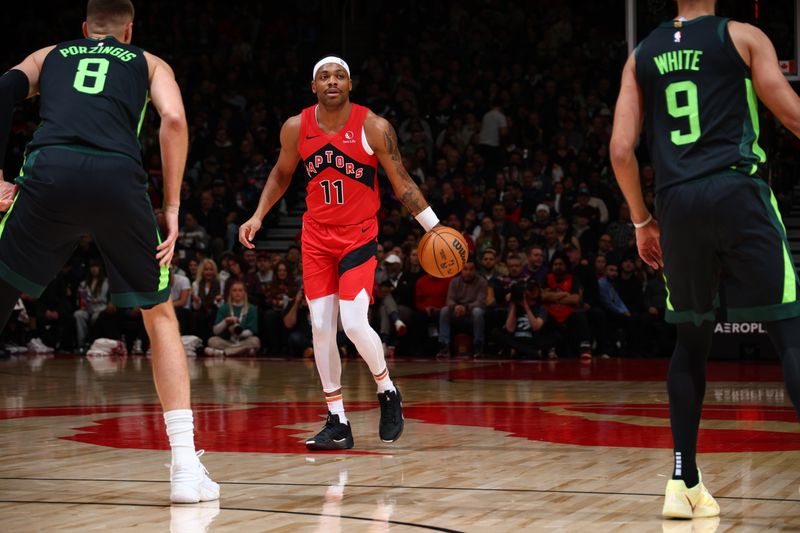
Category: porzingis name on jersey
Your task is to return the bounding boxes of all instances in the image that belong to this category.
[59,44,138,63]
[653,49,703,75]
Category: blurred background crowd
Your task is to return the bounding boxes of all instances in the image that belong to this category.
[2,0,798,359]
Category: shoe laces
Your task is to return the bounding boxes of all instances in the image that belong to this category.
[165,449,210,476]
[379,391,398,423]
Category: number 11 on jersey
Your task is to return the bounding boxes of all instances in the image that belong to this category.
[320,179,344,204]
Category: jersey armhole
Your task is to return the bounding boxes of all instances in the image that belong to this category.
[721,18,751,74]
[361,127,374,155]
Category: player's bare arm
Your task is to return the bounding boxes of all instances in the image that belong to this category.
[145,52,188,267]
[728,21,800,138]
[239,115,302,249]
[0,46,53,209]
[610,52,663,269]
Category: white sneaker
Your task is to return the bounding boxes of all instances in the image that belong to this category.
[170,451,220,504]
[203,347,225,357]
[394,319,407,336]
[27,337,54,353]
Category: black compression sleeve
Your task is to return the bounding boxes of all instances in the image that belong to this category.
[0,69,30,171]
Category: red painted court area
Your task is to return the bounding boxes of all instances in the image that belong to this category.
[2,399,796,454]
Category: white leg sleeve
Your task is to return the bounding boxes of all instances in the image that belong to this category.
[339,289,386,375]
[307,294,341,393]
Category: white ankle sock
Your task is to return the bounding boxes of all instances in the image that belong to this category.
[164,409,197,466]
[327,398,348,424]
[374,367,396,394]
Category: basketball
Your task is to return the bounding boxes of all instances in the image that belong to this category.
[418,225,468,278]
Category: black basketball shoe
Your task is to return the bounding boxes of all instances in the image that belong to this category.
[305,413,354,451]
[377,388,404,442]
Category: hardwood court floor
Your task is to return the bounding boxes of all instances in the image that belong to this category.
[0,354,798,532]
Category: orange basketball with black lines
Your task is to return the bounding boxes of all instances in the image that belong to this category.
[418,226,468,278]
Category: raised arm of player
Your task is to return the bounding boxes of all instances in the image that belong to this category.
[239,115,302,249]
[728,21,800,138]
[365,113,440,231]
[0,46,53,211]
[610,52,663,270]
[145,52,188,267]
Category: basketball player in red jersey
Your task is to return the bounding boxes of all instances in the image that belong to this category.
[239,57,441,449]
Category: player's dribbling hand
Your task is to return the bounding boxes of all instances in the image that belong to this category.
[156,210,179,267]
[635,219,664,270]
[239,216,262,249]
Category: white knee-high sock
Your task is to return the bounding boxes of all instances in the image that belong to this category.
[308,294,343,398]
[340,289,392,385]
[164,409,197,466]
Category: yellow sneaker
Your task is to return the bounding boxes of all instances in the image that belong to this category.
[662,478,720,519]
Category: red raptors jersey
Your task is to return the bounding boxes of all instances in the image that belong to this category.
[298,103,380,225]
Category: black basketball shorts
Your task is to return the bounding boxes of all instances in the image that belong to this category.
[0,145,170,307]
[657,172,800,325]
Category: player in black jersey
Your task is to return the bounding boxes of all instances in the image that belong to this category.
[611,0,800,520]
[0,0,218,503]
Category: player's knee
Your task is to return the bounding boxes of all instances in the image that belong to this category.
[309,313,328,332]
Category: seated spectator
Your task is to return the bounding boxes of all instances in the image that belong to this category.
[282,287,313,357]
[572,186,602,226]
[438,261,488,358]
[554,216,581,252]
[523,244,548,287]
[496,280,557,358]
[33,266,75,352]
[606,203,636,251]
[74,260,110,350]
[170,266,192,334]
[262,261,297,354]
[415,272,452,349]
[473,217,503,256]
[221,256,246,298]
[177,212,209,254]
[375,254,409,354]
[206,281,260,357]
[245,250,272,307]
[573,213,599,256]
[191,258,222,341]
[541,253,592,359]
[542,225,562,262]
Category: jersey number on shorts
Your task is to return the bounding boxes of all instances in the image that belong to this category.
[665,80,701,146]
[73,58,110,95]
[320,179,344,204]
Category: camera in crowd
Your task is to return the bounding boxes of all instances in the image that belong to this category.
[232,324,243,336]
[511,280,540,305]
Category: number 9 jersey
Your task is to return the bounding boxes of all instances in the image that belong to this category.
[636,16,766,193]
[27,36,149,165]
[298,103,380,226]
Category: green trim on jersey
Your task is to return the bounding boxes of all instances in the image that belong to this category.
[744,79,767,172]
[112,288,171,308]
[13,148,42,187]
[662,273,674,311]
[755,179,797,304]
[0,257,45,296]
[136,92,149,136]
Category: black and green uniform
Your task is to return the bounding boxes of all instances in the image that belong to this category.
[0,36,170,307]
[636,15,800,325]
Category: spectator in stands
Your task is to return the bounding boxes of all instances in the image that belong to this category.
[192,258,222,341]
[177,212,209,255]
[606,203,636,251]
[32,266,75,352]
[523,245,548,287]
[262,261,297,354]
[73,260,109,350]
[542,253,592,359]
[415,272,451,352]
[554,215,581,252]
[616,255,646,314]
[478,99,508,171]
[542,225,562,262]
[206,281,260,357]
[473,217,503,256]
[283,287,313,357]
[171,266,192,335]
[496,280,556,358]
[438,261,488,358]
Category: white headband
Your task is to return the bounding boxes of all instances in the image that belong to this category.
[312,56,350,80]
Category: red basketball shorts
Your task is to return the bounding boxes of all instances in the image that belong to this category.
[301,216,378,301]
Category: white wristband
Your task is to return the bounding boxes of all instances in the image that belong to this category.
[415,206,440,232]
[633,214,652,229]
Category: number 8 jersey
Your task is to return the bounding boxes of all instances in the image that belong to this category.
[27,36,149,165]
[636,16,766,193]
[298,103,380,225]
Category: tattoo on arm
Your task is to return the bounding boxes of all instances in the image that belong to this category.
[383,124,428,214]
